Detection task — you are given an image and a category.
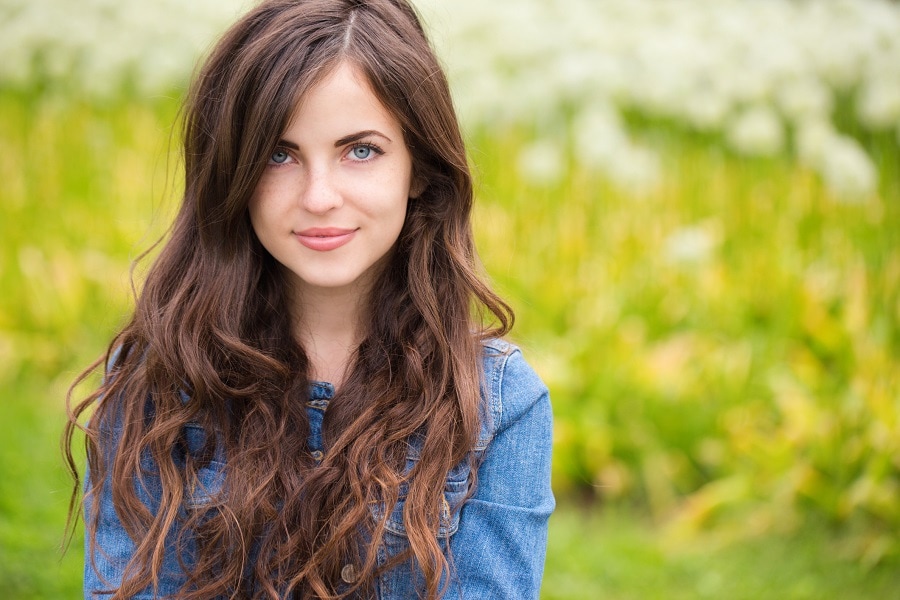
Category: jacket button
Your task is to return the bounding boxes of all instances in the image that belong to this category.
[341,563,357,584]
[311,450,324,462]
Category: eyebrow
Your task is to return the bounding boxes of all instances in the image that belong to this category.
[276,130,392,150]
[335,130,392,147]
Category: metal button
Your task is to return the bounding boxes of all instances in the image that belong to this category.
[341,563,357,584]
[311,450,324,462]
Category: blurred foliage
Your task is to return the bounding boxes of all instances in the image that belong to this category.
[471,120,899,565]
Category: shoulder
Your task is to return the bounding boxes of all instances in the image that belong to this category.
[476,338,550,450]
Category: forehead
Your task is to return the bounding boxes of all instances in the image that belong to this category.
[283,61,401,134]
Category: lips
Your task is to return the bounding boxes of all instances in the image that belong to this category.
[295,227,358,251]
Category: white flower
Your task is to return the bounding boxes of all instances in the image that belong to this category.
[517,140,565,186]
[572,106,629,169]
[603,144,661,194]
[818,136,878,200]
[0,0,246,97]
[856,78,900,130]
[776,77,834,122]
[726,106,785,157]
[451,72,507,131]
[664,225,719,265]
[2,0,898,193]
[571,106,660,192]
[795,118,840,167]
[683,91,732,131]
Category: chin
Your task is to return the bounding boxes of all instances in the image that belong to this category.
[296,271,372,292]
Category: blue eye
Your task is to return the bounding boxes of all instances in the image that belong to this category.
[351,145,373,160]
[270,150,290,164]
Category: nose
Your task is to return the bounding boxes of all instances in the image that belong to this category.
[298,166,343,214]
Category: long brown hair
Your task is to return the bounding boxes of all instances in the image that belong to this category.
[64,0,513,598]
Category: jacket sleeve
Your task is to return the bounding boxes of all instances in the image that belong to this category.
[446,345,556,599]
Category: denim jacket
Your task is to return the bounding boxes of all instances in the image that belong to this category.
[85,339,555,599]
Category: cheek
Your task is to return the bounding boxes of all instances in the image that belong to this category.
[353,173,410,216]
[379,164,414,206]
[361,192,407,239]
[247,181,279,224]
[246,195,276,244]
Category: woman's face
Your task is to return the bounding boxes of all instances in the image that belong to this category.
[249,61,416,300]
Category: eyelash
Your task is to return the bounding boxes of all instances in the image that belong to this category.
[265,142,385,168]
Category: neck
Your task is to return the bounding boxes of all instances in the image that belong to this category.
[290,283,368,389]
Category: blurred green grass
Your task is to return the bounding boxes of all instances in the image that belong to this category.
[544,502,900,600]
[1,92,899,597]
[0,375,83,598]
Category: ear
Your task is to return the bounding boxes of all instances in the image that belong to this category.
[409,175,427,199]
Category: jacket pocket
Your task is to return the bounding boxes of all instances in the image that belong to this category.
[381,451,471,542]
[181,422,225,508]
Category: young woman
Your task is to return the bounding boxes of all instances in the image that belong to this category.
[65,0,554,598]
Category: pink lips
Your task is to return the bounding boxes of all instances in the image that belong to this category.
[295,227,357,251]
